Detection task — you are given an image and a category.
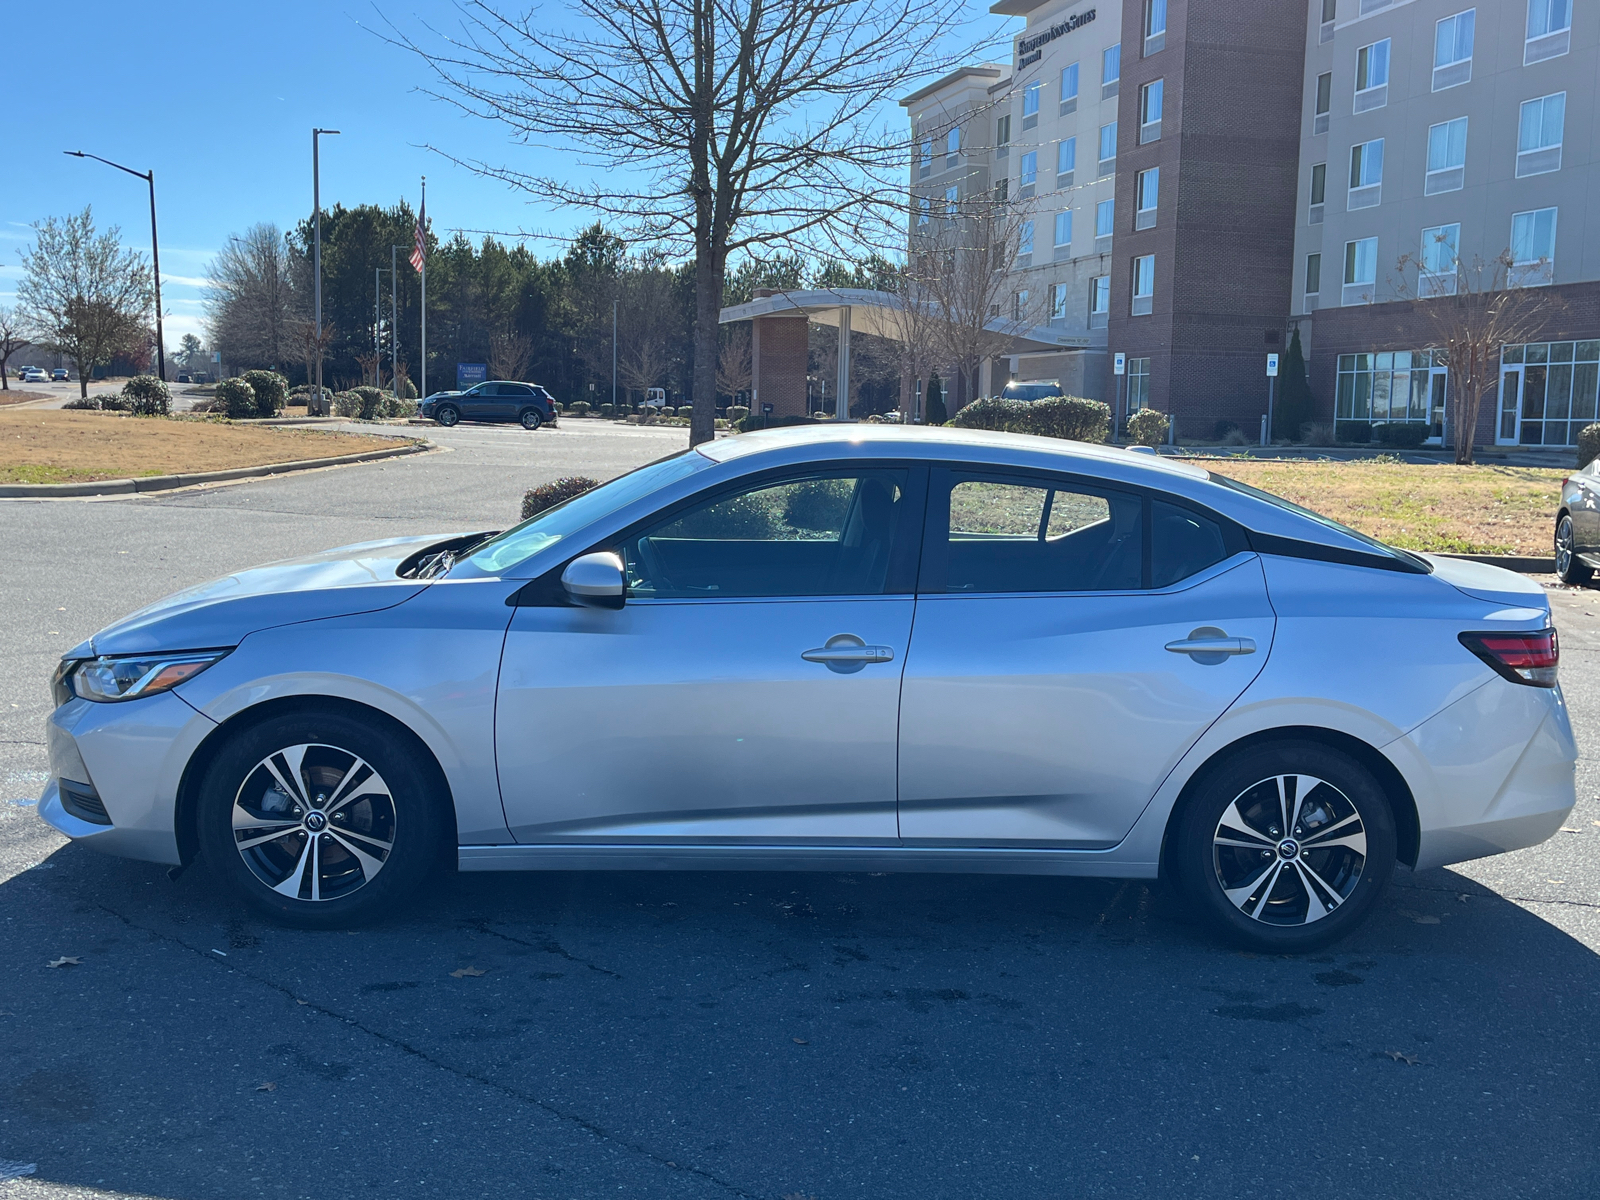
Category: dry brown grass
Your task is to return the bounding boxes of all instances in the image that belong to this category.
[0,410,406,485]
[0,390,50,407]
[1202,457,1568,556]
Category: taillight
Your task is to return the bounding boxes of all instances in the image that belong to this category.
[1459,628,1559,687]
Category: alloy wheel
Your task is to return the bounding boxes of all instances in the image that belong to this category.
[436,406,459,427]
[230,743,396,902]
[1556,515,1575,576]
[1212,774,1367,926]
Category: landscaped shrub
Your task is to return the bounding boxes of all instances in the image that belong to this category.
[216,377,257,419]
[385,396,418,418]
[1335,420,1373,444]
[1302,421,1336,446]
[121,374,171,417]
[1126,408,1170,447]
[520,476,600,521]
[925,374,948,425]
[660,406,675,418]
[1579,424,1600,469]
[397,377,418,400]
[331,391,363,418]
[1016,396,1110,442]
[949,397,1022,431]
[727,405,750,422]
[349,385,388,420]
[570,400,590,417]
[1213,420,1241,439]
[734,412,814,433]
[241,370,288,418]
[64,393,129,412]
[1378,422,1429,449]
[599,403,615,418]
[783,478,854,531]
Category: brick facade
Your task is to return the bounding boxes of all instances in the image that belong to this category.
[751,313,810,418]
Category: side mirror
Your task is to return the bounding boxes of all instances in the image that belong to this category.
[561,551,626,609]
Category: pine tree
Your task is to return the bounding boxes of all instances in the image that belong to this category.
[925,372,948,425]
[1273,326,1314,442]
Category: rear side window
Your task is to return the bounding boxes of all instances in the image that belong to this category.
[1151,500,1228,587]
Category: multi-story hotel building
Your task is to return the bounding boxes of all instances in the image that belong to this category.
[906,0,1598,448]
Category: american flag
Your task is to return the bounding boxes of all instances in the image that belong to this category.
[410,197,426,273]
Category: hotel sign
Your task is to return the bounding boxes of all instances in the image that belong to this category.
[1017,7,1096,68]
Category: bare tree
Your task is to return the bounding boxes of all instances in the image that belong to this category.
[390,0,972,446]
[16,207,153,398]
[878,263,943,420]
[488,329,534,380]
[294,318,338,397]
[714,325,751,401]
[0,306,30,390]
[1393,246,1560,465]
[206,223,297,371]
[913,190,1037,408]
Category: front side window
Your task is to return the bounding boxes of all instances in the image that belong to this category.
[1434,9,1475,89]
[1095,198,1115,238]
[1054,210,1073,247]
[1099,122,1118,169]
[1426,117,1468,193]
[1518,92,1565,177]
[1139,79,1164,142]
[620,470,912,599]
[1132,254,1155,315]
[1057,137,1076,177]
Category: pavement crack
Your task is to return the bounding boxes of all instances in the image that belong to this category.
[466,920,624,978]
[92,902,754,1198]
[1394,880,1600,911]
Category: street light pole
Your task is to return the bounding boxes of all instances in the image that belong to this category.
[312,128,340,415]
[390,246,402,397]
[64,150,166,382]
[611,298,618,411]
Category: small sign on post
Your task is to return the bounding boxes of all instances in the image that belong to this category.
[761,402,774,414]
[1113,352,1126,376]
[1266,353,1280,377]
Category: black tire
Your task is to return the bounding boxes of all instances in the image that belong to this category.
[196,709,445,928]
[1555,513,1593,585]
[519,408,543,431]
[435,404,461,428]
[1172,740,1396,952]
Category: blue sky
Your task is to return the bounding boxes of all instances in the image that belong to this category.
[5,0,1003,348]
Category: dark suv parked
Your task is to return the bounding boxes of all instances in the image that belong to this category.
[420,381,558,430]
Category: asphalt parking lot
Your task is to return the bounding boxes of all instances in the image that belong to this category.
[2,418,1599,1200]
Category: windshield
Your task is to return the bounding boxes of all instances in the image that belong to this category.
[1208,472,1431,572]
[459,449,711,575]
[1003,383,1065,402]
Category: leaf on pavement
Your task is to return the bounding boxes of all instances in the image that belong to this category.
[1414,915,1441,924]
[450,965,487,978]
[255,1082,277,1092]
[792,1037,809,1045]
[46,956,82,968]
[1385,1051,1422,1066]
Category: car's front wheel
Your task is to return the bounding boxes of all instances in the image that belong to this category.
[1173,741,1396,951]
[1555,513,1592,585]
[197,709,445,928]
[519,408,543,431]
[434,404,460,427]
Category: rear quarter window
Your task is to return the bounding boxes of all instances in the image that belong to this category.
[1151,501,1229,587]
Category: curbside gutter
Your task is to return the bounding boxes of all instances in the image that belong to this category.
[0,439,432,499]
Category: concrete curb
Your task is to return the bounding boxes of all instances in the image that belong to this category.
[0,440,431,499]
[1433,551,1556,574]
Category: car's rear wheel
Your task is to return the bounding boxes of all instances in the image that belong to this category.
[1555,514,1592,585]
[435,404,460,427]
[519,408,543,431]
[197,710,445,928]
[1173,741,1396,951]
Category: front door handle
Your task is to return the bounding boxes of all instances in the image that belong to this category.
[802,633,895,674]
[1165,625,1256,664]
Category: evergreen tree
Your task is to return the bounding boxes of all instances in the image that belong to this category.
[1273,326,1315,442]
[925,372,948,424]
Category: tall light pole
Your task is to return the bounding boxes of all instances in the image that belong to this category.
[390,245,403,396]
[64,150,166,382]
[312,128,340,414]
[611,297,618,411]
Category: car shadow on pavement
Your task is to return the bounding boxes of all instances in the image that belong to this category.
[3,845,1598,1200]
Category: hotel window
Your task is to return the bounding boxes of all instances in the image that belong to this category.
[944,185,959,216]
[1144,0,1167,55]
[1517,92,1565,178]
[996,114,1011,159]
[1102,43,1121,99]
[1354,38,1389,113]
[1089,275,1110,328]
[1510,206,1557,287]
[1314,72,1332,135]
[1019,220,1035,257]
[1131,254,1155,316]
[1020,150,1038,199]
[918,140,932,178]
[1054,210,1073,250]
[1309,163,1326,224]
[1060,63,1079,115]
[995,178,1009,202]
[1305,252,1322,310]
[1050,283,1069,322]
[1433,9,1475,90]
[946,126,960,167]
[1420,223,1461,296]
[1095,198,1115,251]
[1336,351,1439,438]
[1425,117,1467,194]
[1139,80,1163,144]
[1128,357,1151,412]
[1348,138,1383,209]
[916,197,930,226]
[1320,0,1337,43]
[1526,0,1571,65]
[1135,167,1158,230]
[1056,137,1076,187]
[1022,80,1041,131]
[1013,289,1030,321]
[1098,122,1117,174]
[1342,236,1377,305]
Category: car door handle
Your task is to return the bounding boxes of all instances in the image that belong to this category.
[1165,626,1256,663]
[802,634,894,673]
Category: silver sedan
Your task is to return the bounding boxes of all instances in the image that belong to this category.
[40,426,1575,950]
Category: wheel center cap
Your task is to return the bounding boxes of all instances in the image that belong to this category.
[1277,838,1300,860]
[304,811,328,833]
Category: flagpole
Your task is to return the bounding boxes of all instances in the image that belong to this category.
[420,176,427,402]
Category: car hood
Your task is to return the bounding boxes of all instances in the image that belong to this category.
[74,534,461,659]
[1422,553,1550,613]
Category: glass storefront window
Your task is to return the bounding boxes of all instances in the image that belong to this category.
[1499,340,1600,446]
[1336,349,1443,438]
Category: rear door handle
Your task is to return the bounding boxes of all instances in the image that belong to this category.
[1166,626,1256,663]
[802,634,895,673]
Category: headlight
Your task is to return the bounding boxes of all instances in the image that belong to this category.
[66,651,230,703]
